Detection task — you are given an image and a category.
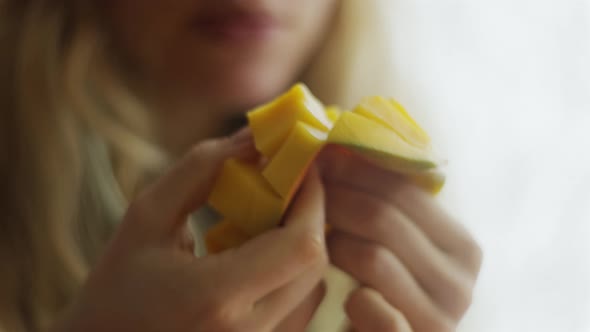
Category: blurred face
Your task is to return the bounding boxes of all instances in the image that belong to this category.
[106,0,339,113]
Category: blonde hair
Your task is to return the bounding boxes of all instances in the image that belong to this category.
[0,1,165,330]
[303,1,397,107]
[0,1,397,331]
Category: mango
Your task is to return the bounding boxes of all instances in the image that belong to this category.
[325,105,343,123]
[207,158,285,236]
[409,170,446,195]
[353,96,431,149]
[247,83,333,157]
[263,121,328,200]
[327,111,437,173]
[205,220,250,253]
[205,83,445,253]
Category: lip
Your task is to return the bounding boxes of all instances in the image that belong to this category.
[192,10,281,43]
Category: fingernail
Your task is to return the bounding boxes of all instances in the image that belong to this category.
[229,126,252,144]
[225,127,258,160]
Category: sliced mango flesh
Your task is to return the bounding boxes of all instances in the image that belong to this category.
[262,121,327,201]
[327,111,437,173]
[407,170,446,194]
[247,84,332,157]
[353,96,431,149]
[207,158,285,236]
[205,83,445,254]
[205,220,251,253]
[325,105,343,123]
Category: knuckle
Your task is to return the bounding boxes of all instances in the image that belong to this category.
[375,317,401,332]
[345,288,366,311]
[457,235,484,275]
[452,284,474,318]
[386,207,412,238]
[436,271,474,319]
[357,244,389,278]
[418,313,455,332]
[361,199,409,245]
[345,289,399,332]
[345,288,374,314]
[188,140,218,163]
[344,290,364,319]
[362,200,394,233]
[201,298,242,332]
[295,230,328,267]
[467,240,484,272]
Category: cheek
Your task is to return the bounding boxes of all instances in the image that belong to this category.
[105,1,190,83]
[287,0,340,68]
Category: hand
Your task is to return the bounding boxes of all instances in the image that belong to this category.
[53,132,329,332]
[319,147,483,332]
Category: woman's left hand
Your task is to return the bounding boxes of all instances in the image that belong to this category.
[319,147,483,332]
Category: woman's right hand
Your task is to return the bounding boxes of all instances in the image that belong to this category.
[53,132,329,332]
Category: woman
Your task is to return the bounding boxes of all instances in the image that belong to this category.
[0,0,482,331]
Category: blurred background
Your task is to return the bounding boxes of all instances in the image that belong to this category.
[384,1,590,331]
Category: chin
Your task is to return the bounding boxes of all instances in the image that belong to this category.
[202,73,294,113]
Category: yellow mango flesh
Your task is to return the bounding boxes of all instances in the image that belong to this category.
[247,84,333,157]
[205,83,445,253]
[207,158,285,236]
[325,106,343,123]
[408,170,446,194]
[263,121,327,200]
[354,96,431,149]
[205,220,250,253]
[327,111,438,172]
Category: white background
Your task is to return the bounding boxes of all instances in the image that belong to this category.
[386,1,590,331]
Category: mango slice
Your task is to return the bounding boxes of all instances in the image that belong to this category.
[408,170,446,194]
[205,83,445,254]
[207,158,285,236]
[327,111,437,173]
[353,96,431,149]
[205,220,250,253]
[247,84,332,157]
[325,106,343,123]
[263,121,328,200]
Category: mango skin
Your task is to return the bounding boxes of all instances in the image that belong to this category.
[354,96,431,150]
[327,111,438,173]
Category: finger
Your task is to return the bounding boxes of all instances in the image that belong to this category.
[392,185,483,275]
[124,129,254,241]
[321,147,482,274]
[200,167,327,301]
[177,224,196,254]
[254,263,325,327]
[326,185,474,318]
[267,281,327,332]
[346,287,413,332]
[281,165,326,232]
[328,232,454,332]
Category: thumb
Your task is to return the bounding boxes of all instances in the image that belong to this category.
[208,166,327,300]
[283,165,326,234]
[124,128,254,241]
